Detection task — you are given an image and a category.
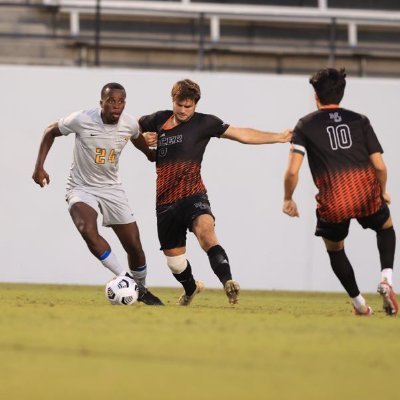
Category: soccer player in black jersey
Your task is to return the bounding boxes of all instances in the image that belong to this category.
[283,68,397,316]
[136,79,292,306]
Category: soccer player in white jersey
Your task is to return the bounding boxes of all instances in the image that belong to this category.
[32,82,163,305]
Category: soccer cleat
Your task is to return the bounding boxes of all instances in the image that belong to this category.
[377,281,398,316]
[352,304,373,316]
[224,279,240,305]
[136,282,164,306]
[177,280,204,306]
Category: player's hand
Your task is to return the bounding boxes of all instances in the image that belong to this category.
[142,131,158,147]
[382,192,391,204]
[32,167,50,188]
[283,199,299,217]
[280,129,293,143]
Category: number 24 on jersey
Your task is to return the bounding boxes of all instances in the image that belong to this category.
[95,148,116,164]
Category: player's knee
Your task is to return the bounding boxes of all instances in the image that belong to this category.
[77,223,97,241]
[378,219,394,232]
[166,254,187,274]
[323,238,344,252]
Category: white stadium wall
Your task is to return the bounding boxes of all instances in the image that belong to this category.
[0,65,398,292]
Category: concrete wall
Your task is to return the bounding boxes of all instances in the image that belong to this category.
[0,65,398,292]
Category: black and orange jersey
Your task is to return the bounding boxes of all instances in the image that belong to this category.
[292,107,383,223]
[139,110,229,206]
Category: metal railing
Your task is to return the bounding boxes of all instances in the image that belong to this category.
[36,0,400,69]
[2,1,400,74]
[41,0,400,44]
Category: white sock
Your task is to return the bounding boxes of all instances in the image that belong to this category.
[351,294,366,310]
[381,268,393,286]
[130,265,147,286]
[100,250,128,276]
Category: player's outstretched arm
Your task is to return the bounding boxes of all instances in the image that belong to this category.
[221,126,292,144]
[283,149,304,218]
[131,133,156,162]
[32,122,62,187]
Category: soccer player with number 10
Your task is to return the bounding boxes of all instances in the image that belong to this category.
[283,68,398,316]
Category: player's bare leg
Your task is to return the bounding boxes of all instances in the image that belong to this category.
[112,222,146,282]
[69,202,128,276]
[70,202,110,257]
[112,222,164,305]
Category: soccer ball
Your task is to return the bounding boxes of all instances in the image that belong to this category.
[105,275,139,305]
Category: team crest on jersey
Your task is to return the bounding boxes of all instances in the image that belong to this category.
[329,112,342,123]
[115,135,130,145]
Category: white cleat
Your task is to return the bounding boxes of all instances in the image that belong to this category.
[177,281,204,306]
[224,280,240,305]
[377,281,398,316]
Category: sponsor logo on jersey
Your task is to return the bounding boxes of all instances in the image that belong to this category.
[158,134,183,147]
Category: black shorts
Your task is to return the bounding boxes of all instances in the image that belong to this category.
[315,202,390,242]
[156,193,215,250]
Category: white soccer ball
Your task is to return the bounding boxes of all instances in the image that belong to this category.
[105,275,139,305]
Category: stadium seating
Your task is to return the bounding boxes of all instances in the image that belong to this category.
[1,0,400,76]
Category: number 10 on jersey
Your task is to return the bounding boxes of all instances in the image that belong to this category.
[327,124,352,150]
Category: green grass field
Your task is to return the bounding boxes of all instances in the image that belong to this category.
[0,283,399,400]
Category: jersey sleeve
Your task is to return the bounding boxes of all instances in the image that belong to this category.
[362,116,383,155]
[139,112,159,133]
[291,119,306,155]
[205,114,230,138]
[123,114,140,139]
[58,110,82,136]
[131,119,140,139]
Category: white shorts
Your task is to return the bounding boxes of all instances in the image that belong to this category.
[66,186,136,227]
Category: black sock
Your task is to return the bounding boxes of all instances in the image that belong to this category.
[377,227,396,270]
[207,245,232,286]
[327,249,360,298]
[173,261,197,296]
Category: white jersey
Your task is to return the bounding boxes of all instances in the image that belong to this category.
[58,108,139,189]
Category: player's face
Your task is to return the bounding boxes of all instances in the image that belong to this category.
[173,98,196,123]
[100,89,126,124]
